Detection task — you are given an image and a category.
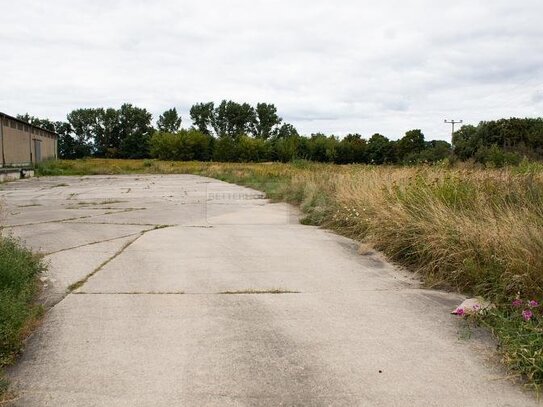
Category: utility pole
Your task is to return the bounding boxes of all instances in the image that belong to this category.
[444,119,462,147]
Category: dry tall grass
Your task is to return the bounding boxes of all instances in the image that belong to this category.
[324,166,543,301]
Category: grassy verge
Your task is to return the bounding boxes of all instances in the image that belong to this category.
[36,158,543,390]
[0,235,45,400]
[478,305,543,389]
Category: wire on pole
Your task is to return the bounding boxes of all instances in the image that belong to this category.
[444,119,463,147]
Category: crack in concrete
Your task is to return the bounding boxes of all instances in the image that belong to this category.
[73,291,186,295]
[70,288,432,296]
[72,291,302,295]
[66,233,146,292]
[24,224,176,314]
[60,221,161,227]
[43,231,147,256]
[219,289,300,295]
[67,225,172,292]
[5,207,146,228]
[64,207,138,211]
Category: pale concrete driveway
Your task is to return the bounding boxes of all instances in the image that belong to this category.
[0,175,538,406]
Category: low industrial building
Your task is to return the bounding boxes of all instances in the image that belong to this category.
[0,112,58,168]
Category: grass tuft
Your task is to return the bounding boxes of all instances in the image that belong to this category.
[0,235,45,397]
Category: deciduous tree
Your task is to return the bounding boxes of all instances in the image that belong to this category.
[157,108,182,133]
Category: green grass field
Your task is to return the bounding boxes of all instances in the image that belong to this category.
[35,158,543,391]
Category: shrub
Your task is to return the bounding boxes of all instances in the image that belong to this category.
[213,135,270,162]
[479,145,522,168]
[236,135,270,162]
[182,129,214,161]
[149,132,181,160]
[149,129,213,161]
[306,134,338,162]
[272,136,300,162]
[212,137,238,162]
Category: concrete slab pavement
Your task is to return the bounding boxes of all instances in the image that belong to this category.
[0,175,538,406]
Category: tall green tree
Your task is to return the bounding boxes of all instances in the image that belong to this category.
[157,108,182,133]
[271,123,301,162]
[452,118,543,161]
[117,104,154,158]
[367,133,395,164]
[189,102,215,135]
[54,121,91,159]
[336,134,368,164]
[93,108,121,157]
[66,108,100,156]
[452,124,479,160]
[190,101,297,142]
[416,140,451,163]
[213,100,256,138]
[275,123,299,139]
[396,129,425,162]
[254,103,282,139]
[307,133,338,162]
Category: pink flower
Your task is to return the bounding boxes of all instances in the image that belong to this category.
[455,308,465,316]
[512,299,523,308]
[528,300,539,308]
[522,309,533,321]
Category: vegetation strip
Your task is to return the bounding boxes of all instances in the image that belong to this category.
[20,106,541,167]
[0,236,45,400]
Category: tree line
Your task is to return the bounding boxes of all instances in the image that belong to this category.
[453,118,543,165]
[18,102,543,165]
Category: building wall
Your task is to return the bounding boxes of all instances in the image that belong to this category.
[31,129,57,161]
[0,117,57,167]
[2,121,31,165]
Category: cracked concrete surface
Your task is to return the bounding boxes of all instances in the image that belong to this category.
[0,175,539,406]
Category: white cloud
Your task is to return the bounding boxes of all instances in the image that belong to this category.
[0,0,542,142]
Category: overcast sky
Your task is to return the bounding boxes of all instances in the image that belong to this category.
[1,0,542,141]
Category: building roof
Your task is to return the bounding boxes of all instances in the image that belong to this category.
[0,111,58,136]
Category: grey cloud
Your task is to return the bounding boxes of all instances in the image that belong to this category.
[0,0,542,142]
